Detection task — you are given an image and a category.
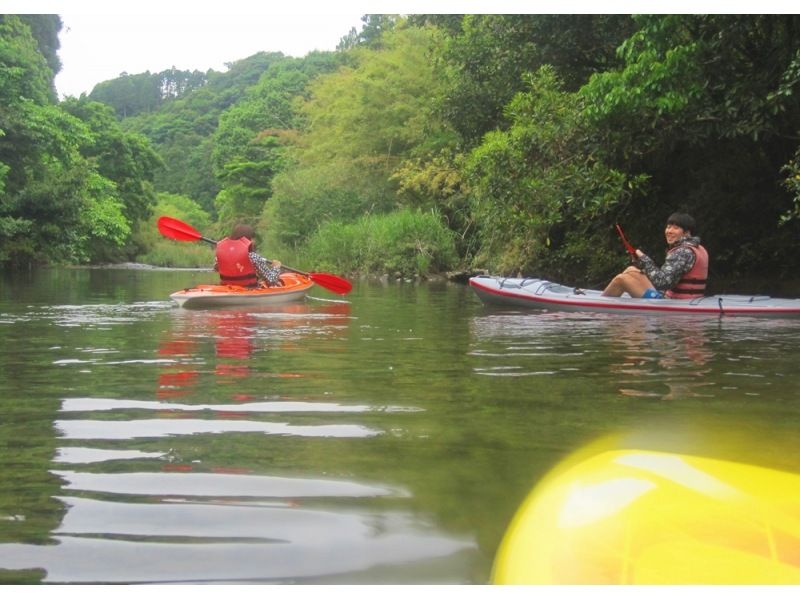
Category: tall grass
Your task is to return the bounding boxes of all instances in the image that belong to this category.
[138,240,214,268]
[302,209,458,277]
[135,193,216,267]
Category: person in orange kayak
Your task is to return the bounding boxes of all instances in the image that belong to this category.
[214,223,282,287]
[602,212,709,299]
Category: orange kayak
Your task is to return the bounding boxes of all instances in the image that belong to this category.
[170,273,314,308]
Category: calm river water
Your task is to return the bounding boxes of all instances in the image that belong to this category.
[0,267,798,583]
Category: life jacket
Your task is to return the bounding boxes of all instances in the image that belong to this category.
[216,237,258,287]
[665,243,708,299]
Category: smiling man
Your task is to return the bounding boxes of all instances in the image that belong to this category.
[602,213,709,299]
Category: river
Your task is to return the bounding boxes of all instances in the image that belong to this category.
[0,267,798,583]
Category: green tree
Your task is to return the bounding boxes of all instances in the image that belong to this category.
[581,15,800,279]
[120,52,289,213]
[212,53,344,228]
[465,67,645,279]
[1,15,87,264]
[438,15,636,145]
[337,14,399,50]
[1,16,158,265]
[17,14,62,82]
[89,67,209,116]
[61,98,162,229]
[267,24,455,247]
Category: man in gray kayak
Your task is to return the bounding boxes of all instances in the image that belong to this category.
[602,213,709,299]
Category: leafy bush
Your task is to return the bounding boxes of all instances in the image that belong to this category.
[303,208,458,277]
[135,193,214,267]
[465,67,646,278]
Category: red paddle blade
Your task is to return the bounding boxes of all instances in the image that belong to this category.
[308,272,352,295]
[615,224,636,255]
[158,215,351,294]
[158,216,203,242]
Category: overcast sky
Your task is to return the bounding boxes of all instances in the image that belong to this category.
[1,0,376,98]
[53,12,365,98]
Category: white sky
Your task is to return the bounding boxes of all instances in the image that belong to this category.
[2,1,782,99]
[52,12,365,98]
[1,0,375,99]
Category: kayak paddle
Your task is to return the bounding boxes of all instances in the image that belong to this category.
[157,216,353,295]
[614,224,637,257]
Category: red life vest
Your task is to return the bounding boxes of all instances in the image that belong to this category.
[216,237,258,287]
[665,244,708,299]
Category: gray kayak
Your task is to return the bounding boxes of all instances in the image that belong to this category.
[469,275,800,318]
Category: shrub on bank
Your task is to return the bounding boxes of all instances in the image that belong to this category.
[303,209,458,277]
[135,193,214,267]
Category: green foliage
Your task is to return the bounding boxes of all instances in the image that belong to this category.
[439,15,636,145]
[0,160,8,195]
[337,14,400,50]
[5,14,800,281]
[0,17,89,265]
[0,16,165,267]
[89,68,210,115]
[581,16,709,156]
[0,15,56,105]
[135,193,213,267]
[465,67,646,279]
[211,53,345,228]
[264,162,381,247]
[16,14,62,79]
[119,52,291,212]
[300,26,448,164]
[61,98,162,226]
[303,208,458,277]
[267,24,455,248]
[392,150,475,258]
[580,15,800,279]
[73,173,131,263]
[582,15,800,156]
[782,148,800,222]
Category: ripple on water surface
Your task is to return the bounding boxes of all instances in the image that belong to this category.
[0,391,477,583]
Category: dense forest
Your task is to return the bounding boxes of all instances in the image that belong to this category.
[2,14,800,288]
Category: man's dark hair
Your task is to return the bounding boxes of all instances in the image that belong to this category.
[666,212,696,235]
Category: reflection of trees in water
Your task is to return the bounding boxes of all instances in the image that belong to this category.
[0,333,68,573]
[0,393,63,561]
[0,299,480,582]
[469,310,799,409]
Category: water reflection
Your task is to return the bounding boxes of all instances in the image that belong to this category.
[0,498,474,582]
[54,470,407,498]
[595,315,714,401]
[56,417,381,439]
[0,298,480,583]
[42,301,168,328]
[470,310,800,401]
[157,301,352,401]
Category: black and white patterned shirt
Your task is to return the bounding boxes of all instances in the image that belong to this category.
[213,252,282,287]
[248,252,282,286]
[636,236,702,292]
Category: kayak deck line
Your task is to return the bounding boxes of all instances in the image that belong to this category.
[469,275,800,317]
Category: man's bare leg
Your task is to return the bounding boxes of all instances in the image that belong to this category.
[602,266,654,298]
